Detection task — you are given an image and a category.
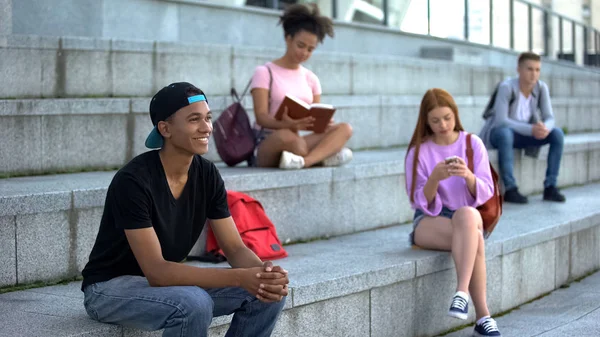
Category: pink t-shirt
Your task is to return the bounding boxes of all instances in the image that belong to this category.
[404,131,494,216]
[250,62,322,119]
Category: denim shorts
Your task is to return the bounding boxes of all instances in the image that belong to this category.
[250,129,273,167]
[254,128,272,148]
[409,206,455,245]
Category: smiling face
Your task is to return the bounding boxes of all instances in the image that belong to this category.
[427,106,456,138]
[285,30,318,64]
[158,101,212,156]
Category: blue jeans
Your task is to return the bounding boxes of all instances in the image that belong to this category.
[83,275,285,337]
[490,126,564,190]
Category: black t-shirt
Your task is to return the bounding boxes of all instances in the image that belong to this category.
[81,150,230,290]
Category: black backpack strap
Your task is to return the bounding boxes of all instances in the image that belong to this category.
[233,79,253,103]
[483,81,517,120]
[187,251,227,264]
[237,64,272,103]
[509,84,516,105]
[482,84,500,119]
[535,80,542,110]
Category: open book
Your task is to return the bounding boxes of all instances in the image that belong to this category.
[274,94,336,133]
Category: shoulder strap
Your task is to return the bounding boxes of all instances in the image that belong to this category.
[236,64,273,103]
[265,64,273,105]
[509,84,517,105]
[238,79,252,101]
[466,133,474,172]
[536,80,542,109]
[252,65,274,135]
[484,81,515,119]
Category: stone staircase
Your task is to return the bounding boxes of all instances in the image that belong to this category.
[1,184,600,336]
[1,33,600,336]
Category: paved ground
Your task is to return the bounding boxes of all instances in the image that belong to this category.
[443,271,600,337]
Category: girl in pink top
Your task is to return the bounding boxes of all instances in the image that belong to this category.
[250,4,353,169]
[405,89,502,337]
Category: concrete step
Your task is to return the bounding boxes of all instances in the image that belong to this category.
[1,34,600,100]
[1,183,600,337]
[2,95,600,176]
[445,271,600,337]
[3,0,600,71]
[1,133,600,287]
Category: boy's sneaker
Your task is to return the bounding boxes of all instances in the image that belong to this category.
[543,186,566,202]
[473,317,501,337]
[322,148,353,167]
[503,187,528,204]
[279,151,305,170]
[448,292,469,320]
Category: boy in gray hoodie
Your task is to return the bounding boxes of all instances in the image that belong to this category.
[479,52,565,204]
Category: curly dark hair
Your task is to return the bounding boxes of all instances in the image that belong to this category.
[279,3,334,43]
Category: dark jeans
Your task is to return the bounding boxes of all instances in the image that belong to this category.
[490,126,564,190]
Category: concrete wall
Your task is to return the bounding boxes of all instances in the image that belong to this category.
[2,136,600,287]
[592,0,600,31]
[0,0,11,35]
[1,0,599,70]
[1,35,599,100]
[2,182,600,336]
[1,35,600,175]
[2,195,599,336]
[2,94,600,175]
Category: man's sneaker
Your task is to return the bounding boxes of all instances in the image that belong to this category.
[543,186,566,202]
[279,151,305,170]
[448,292,469,320]
[503,187,528,204]
[473,317,502,337]
[322,148,353,167]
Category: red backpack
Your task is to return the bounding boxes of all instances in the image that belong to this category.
[205,191,288,261]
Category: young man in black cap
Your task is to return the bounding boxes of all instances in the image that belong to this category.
[81,82,288,337]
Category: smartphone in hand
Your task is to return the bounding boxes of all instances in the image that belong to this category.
[445,156,459,164]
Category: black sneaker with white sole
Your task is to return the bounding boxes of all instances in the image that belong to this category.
[448,294,469,320]
[473,317,502,337]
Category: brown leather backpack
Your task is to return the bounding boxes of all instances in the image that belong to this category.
[466,133,503,238]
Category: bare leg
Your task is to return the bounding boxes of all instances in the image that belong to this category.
[469,233,491,319]
[256,129,308,167]
[413,216,453,251]
[450,207,482,293]
[414,207,490,318]
[302,123,352,167]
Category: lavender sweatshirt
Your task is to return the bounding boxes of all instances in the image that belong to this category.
[405,131,494,216]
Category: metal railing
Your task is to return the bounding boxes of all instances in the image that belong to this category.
[246,0,600,68]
